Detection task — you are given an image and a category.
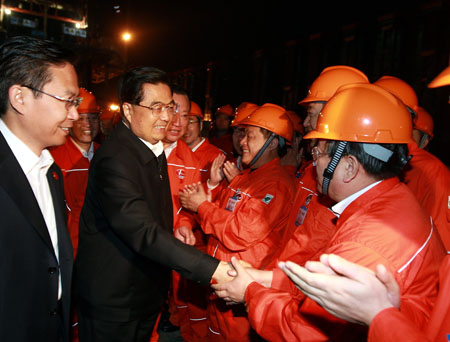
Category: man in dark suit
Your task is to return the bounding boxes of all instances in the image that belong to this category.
[74,67,230,342]
[0,36,81,341]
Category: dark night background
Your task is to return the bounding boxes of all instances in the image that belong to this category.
[0,0,449,163]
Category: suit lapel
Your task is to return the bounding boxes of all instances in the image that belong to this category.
[0,133,54,252]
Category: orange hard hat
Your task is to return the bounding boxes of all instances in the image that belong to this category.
[299,65,369,105]
[231,102,258,127]
[216,104,234,117]
[373,76,419,114]
[304,83,412,144]
[190,101,203,119]
[78,88,100,114]
[428,65,450,88]
[239,103,293,142]
[285,110,305,135]
[413,106,434,138]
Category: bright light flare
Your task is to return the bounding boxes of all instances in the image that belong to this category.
[122,32,131,42]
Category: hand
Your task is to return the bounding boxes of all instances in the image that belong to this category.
[179,182,210,212]
[279,254,400,325]
[212,257,255,303]
[223,161,240,183]
[212,261,235,284]
[174,226,196,245]
[210,154,226,186]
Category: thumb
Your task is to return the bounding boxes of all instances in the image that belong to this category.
[231,256,245,275]
[375,264,400,308]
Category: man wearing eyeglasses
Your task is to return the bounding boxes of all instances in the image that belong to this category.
[74,67,231,342]
[0,36,80,342]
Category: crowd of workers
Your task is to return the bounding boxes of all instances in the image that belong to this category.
[0,35,449,342]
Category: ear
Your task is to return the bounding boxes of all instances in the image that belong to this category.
[9,85,25,109]
[267,136,279,152]
[122,102,133,123]
[342,155,359,183]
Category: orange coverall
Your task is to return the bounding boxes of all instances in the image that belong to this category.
[404,141,450,250]
[175,138,223,341]
[50,137,99,257]
[165,139,203,340]
[197,157,296,341]
[245,177,446,341]
[368,255,450,342]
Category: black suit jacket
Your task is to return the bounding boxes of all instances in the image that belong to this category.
[74,122,218,322]
[0,132,73,342]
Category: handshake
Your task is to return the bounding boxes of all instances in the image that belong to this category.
[210,257,273,304]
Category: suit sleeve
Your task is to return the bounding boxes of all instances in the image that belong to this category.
[89,155,219,285]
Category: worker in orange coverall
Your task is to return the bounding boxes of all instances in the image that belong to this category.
[159,85,206,340]
[167,100,223,341]
[180,103,296,341]
[50,87,100,258]
[374,76,450,251]
[212,83,446,342]
[277,63,450,342]
[183,101,223,183]
[269,66,371,265]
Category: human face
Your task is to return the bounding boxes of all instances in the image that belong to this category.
[232,126,245,155]
[71,113,100,150]
[215,113,230,131]
[164,93,189,144]
[183,115,202,148]
[124,82,173,144]
[240,126,266,165]
[19,63,79,154]
[303,102,325,132]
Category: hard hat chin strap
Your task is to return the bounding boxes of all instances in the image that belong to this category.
[248,133,276,168]
[322,141,347,195]
[418,133,429,149]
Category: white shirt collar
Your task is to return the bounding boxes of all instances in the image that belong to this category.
[331,180,382,217]
[139,138,164,157]
[192,138,206,152]
[0,118,54,175]
[70,137,95,161]
[164,141,177,158]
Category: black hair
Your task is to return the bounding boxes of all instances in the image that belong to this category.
[325,140,410,180]
[118,67,170,106]
[170,83,190,112]
[0,36,76,116]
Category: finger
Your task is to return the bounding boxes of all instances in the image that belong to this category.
[231,256,247,276]
[327,254,374,280]
[305,260,336,275]
[375,264,400,308]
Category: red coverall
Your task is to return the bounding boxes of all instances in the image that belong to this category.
[269,162,336,268]
[404,141,450,250]
[50,137,99,342]
[165,140,206,341]
[50,137,99,257]
[197,158,296,341]
[245,177,446,341]
[193,138,223,184]
[174,138,223,341]
[368,255,450,342]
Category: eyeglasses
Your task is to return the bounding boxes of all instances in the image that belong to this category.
[23,85,83,110]
[134,101,176,117]
[311,146,328,161]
